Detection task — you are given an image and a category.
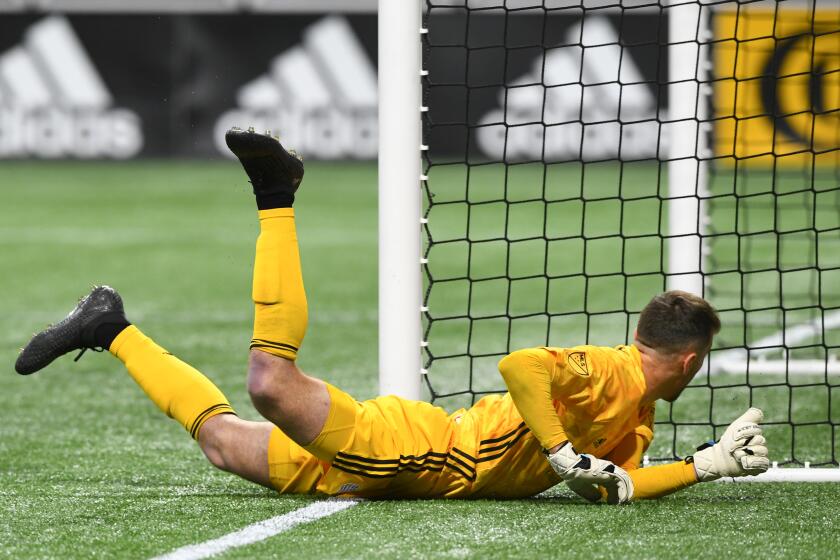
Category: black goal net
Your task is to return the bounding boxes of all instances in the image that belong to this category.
[421,0,839,466]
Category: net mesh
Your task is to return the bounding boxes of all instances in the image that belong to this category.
[421,0,840,465]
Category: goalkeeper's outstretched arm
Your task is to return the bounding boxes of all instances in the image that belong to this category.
[608,408,771,500]
[606,433,697,500]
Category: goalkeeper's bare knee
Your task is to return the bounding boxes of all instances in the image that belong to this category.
[197,414,274,488]
[247,349,299,408]
[246,349,329,446]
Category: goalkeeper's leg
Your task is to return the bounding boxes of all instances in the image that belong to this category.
[15,285,279,488]
[107,321,282,488]
[15,127,345,491]
[227,127,350,459]
[245,199,333,447]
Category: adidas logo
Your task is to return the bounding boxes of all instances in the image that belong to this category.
[215,16,377,160]
[476,16,658,162]
[0,16,143,159]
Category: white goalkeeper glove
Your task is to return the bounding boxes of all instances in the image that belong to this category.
[691,407,771,482]
[549,442,634,504]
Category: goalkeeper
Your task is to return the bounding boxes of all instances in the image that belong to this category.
[15,129,770,504]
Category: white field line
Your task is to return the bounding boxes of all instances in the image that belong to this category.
[150,498,360,560]
[711,309,840,376]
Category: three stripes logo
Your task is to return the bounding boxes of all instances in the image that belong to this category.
[476,16,658,162]
[215,16,377,160]
[331,423,533,484]
[0,16,143,159]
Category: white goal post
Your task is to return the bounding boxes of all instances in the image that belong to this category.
[666,0,710,298]
[378,0,423,400]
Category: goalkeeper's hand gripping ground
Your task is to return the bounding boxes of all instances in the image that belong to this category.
[691,407,771,482]
[548,442,634,504]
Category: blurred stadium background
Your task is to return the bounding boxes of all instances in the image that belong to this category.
[1,1,839,558]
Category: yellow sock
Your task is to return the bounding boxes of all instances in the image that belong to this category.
[628,461,699,500]
[110,326,235,439]
[250,208,307,361]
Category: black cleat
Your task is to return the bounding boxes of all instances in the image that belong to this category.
[225,126,304,208]
[15,285,126,375]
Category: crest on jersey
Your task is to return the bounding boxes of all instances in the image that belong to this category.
[568,352,590,377]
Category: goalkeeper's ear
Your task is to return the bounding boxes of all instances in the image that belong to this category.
[680,338,713,377]
[679,351,698,376]
[682,352,697,375]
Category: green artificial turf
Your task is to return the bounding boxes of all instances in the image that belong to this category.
[0,161,837,559]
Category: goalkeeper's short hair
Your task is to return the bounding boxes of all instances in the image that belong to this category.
[636,291,721,353]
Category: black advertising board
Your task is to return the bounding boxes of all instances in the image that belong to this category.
[424,10,668,163]
[0,12,673,160]
[0,14,378,159]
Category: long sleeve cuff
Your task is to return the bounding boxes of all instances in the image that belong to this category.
[629,460,698,500]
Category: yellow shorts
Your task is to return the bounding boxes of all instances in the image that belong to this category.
[267,383,475,498]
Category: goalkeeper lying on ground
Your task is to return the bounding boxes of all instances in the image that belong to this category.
[15,129,770,504]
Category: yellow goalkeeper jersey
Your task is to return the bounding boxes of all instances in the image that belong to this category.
[268,344,655,499]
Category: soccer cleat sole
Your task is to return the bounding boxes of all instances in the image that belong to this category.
[224,127,304,195]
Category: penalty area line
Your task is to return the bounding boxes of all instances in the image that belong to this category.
[150,498,360,560]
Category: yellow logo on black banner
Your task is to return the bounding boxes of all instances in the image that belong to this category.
[714,8,839,165]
